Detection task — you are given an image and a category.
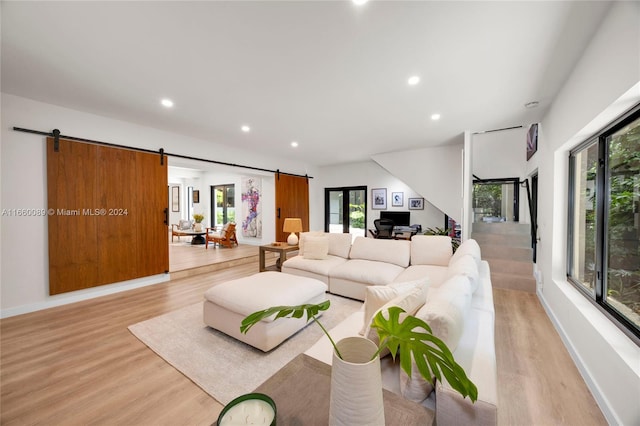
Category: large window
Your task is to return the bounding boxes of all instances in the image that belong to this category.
[568,105,640,341]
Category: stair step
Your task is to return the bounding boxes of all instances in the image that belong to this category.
[472,222,531,235]
[485,258,533,276]
[472,232,532,248]
[479,245,533,262]
[491,271,537,293]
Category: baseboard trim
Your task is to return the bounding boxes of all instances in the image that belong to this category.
[0,274,170,319]
[536,287,619,426]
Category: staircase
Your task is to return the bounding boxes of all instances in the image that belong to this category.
[471,222,537,293]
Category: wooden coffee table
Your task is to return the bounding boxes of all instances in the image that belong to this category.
[254,353,434,425]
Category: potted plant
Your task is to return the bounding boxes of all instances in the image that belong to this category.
[241,301,477,424]
[193,213,205,232]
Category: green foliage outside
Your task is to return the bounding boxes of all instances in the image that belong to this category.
[473,183,502,217]
[582,117,640,323]
[605,120,640,320]
[349,203,365,229]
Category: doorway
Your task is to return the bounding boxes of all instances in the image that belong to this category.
[325,186,367,237]
[211,184,235,228]
[472,178,520,223]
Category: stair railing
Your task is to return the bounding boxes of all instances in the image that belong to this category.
[520,179,537,262]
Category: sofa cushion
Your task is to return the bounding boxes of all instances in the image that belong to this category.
[445,254,479,292]
[398,275,472,403]
[418,274,472,350]
[393,265,449,288]
[349,236,411,267]
[304,236,329,260]
[330,259,406,286]
[450,238,482,267]
[364,287,426,357]
[410,235,453,266]
[360,277,429,335]
[282,255,348,277]
[327,232,353,258]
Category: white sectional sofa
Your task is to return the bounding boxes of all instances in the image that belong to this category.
[283,233,497,425]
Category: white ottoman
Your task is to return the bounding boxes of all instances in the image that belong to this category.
[203,271,328,352]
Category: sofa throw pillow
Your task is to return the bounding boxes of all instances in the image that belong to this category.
[364,287,426,357]
[445,254,479,292]
[298,231,325,256]
[303,236,329,260]
[359,277,429,335]
[179,220,192,230]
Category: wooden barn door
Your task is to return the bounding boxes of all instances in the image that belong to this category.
[275,174,309,242]
[47,137,168,295]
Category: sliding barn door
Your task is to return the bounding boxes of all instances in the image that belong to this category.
[275,174,309,242]
[47,137,168,295]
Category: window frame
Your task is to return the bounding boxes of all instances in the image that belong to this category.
[567,103,640,344]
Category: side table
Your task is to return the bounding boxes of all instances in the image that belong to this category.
[254,353,434,425]
[259,243,299,272]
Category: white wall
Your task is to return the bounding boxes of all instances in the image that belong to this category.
[472,127,530,224]
[0,94,314,317]
[371,143,463,222]
[312,161,445,233]
[533,2,640,424]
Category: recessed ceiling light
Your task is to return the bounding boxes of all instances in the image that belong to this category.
[353,0,369,5]
[291,141,299,148]
[241,125,251,132]
[524,101,539,109]
[161,99,174,108]
[407,75,420,86]
[431,113,441,121]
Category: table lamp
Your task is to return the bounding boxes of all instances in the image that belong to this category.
[283,218,303,245]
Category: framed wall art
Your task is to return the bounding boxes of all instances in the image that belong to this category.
[526,123,539,161]
[193,190,200,204]
[171,186,180,212]
[371,188,387,210]
[409,197,424,210]
[391,192,403,207]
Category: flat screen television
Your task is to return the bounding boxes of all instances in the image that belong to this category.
[380,211,410,227]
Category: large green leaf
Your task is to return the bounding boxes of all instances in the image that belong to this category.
[371,306,478,402]
[240,299,331,334]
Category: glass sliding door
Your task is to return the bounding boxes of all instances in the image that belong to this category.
[211,184,235,228]
[325,186,367,237]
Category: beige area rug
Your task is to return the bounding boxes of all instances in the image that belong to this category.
[128,294,361,405]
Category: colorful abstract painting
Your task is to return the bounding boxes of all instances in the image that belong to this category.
[241,177,262,238]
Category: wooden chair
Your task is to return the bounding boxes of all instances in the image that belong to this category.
[171,220,193,242]
[205,223,238,248]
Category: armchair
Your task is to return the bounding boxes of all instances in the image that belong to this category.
[205,223,238,249]
[171,219,193,242]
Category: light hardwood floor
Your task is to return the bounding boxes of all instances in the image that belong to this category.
[1,249,607,425]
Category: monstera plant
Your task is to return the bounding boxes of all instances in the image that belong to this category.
[240,300,477,402]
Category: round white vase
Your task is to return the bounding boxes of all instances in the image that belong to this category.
[329,336,385,426]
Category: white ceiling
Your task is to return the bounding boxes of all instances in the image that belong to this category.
[1,1,612,166]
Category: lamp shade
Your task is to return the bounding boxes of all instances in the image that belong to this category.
[283,218,303,233]
[283,218,303,245]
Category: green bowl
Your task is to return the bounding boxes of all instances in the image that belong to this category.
[217,393,276,426]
